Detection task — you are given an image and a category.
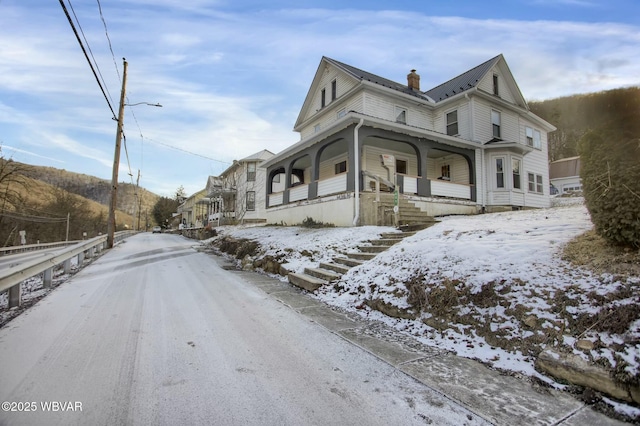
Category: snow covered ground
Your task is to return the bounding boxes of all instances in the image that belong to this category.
[209,197,640,418]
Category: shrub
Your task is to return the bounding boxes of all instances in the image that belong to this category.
[579,121,640,248]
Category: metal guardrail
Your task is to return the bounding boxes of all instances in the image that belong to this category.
[0,231,136,308]
[0,241,81,256]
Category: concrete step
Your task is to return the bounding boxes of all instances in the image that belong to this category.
[319,262,351,274]
[304,267,342,282]
[369,238,401,246]
[333,257,364,268]
[345,252,377,261]
[379,232,410,239]
[358,245,390,253]
[288,273,325,292]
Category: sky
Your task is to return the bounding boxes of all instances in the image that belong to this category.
[1,0,639,197]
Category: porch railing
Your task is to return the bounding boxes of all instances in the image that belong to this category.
[289,184,309,202]
[317,174,347,197]
[268,192,284,207]
[431,180,471,200]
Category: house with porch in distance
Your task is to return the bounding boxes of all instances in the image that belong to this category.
[205,149,275,225]
[260,54,556,227]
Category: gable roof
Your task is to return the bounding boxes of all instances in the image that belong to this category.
[324,57,431,101]
[424,55,501,102]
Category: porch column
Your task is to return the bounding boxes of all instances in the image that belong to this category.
[346,125,357,192]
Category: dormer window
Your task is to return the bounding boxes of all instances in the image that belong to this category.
[493,74,499,96]
[395,106,407,124]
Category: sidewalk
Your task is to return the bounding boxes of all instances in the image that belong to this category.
[214,256,625,426]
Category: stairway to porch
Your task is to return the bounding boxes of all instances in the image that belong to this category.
[360,192,438,229]
[287,230,417,292]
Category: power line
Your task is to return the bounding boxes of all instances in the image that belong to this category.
[96,0,120,83]
[67,0,116,110]
[142,137,232,165]
[58,0,117,120]
[0,211,68,224]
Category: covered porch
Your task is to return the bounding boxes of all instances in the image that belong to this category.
[263,117,479,226]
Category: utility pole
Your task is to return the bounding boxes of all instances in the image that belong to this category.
[107,58,128,248]
[132,169,140,231]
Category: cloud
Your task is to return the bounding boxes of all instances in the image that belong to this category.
[1,2,639,194]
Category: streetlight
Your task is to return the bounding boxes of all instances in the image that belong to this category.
[106,58,162,248]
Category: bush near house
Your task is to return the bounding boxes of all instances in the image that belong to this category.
[578,117,640,248]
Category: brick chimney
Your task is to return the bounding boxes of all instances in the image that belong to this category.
[407,69,420,91]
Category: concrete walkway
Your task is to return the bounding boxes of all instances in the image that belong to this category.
[212,255,625,426]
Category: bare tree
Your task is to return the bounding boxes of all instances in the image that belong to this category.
[0,146,29,246]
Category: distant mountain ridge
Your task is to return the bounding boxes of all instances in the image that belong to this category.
[18,162,162,220]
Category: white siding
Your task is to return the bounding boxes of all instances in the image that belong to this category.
[289,184,309,202]
[362,93,433,128]
[434,102,470,139]
[319,154,348,181]
[431,181,471,200]
[299,93,365,140]
[478,68,516,104]
[318,174,347,196]
[472,98,519,142]
[426,154,469,184]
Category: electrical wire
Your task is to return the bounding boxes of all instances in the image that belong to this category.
[96,0,121,83]
[58,0,117,120]
[67,0,116,111]
[143,137,232,165]
[0,211,68,223]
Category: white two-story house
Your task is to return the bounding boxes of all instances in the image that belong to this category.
[205,149,274,225]
[261,55,556,227]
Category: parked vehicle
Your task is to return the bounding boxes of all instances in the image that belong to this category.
[152,226,162,234]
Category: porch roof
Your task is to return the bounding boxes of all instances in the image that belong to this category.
[261,112,481,169]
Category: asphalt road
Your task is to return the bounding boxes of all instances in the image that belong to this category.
[0,233,486,426]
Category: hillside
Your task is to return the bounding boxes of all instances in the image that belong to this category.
[0,161,163,245]
[19,163,161,218]
[529,86,640,162]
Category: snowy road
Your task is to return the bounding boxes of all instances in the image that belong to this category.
[0,233,486,426]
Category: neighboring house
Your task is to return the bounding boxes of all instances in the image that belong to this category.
[549,156,582,194]
[261,55,556,226]
[205,150,275,225]
[177,188,208,228]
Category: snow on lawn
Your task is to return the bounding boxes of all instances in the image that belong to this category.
[210,199,639,401]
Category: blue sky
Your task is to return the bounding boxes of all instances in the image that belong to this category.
[1,0,638,197]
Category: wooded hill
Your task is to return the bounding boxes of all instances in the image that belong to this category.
[529,86,640,162]
[0,160,162,246]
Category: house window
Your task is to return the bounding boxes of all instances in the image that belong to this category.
[331,79,337,101]
[395,106,407,124]
[321,88,326,108]
[512,158,521,190]
[526,127,534,146]
[493,74,499,96]
[247,162,256,182]
[496,158,504,188]
[441,164,451,180]
[396,159,407,175]
[528,173,544,194]
[534,130,541,149]
[491,110,501,139]
[337,108,346,119]
[335,160,347,174]
[446,110,458,136]
[314,123,321,133]
[246,191,255,211]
